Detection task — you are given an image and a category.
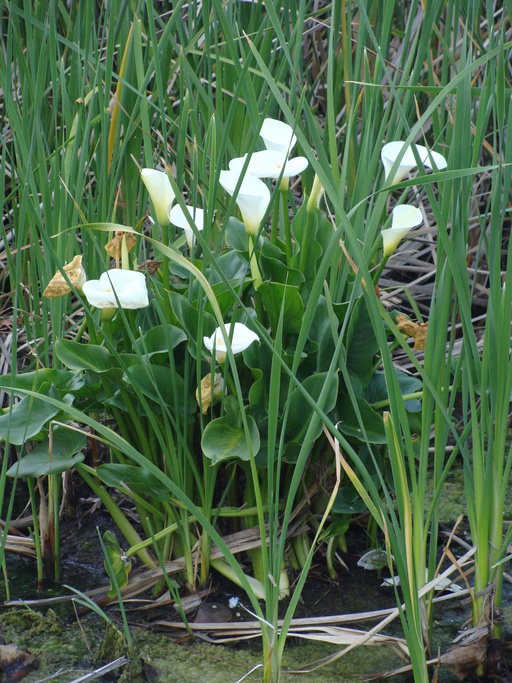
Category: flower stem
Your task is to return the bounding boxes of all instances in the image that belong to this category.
[372,254,389,286]
[248,235,263,290]
[280,189,293,262]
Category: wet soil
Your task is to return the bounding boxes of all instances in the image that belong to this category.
[1,478,512,683]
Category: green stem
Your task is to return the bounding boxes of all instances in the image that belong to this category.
[280,188,292,262]
[159,222,173,321]
[248,235,263,290]
[298,209,313,274]
[270,201,279,246]
[27,477,43,589]
[77,465,156,567]
[372,254,389,286]
[49,473,60,582]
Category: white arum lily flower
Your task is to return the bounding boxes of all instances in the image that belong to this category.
[169,204,204,249]
[260,118,297,155]
[382,205,423,257]
[381,141,447,185]
[229,150,308,180]
[219,170,270,236]
[204,322,260,364]
[82,269,149,309]
[141,169,175,225]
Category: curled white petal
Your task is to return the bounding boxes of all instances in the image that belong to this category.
[169,204,204,248]
[381,141,447,185]
[141,169,175,225]
[82,269,149,309]
[204,322,260,363]
[219,170,270,236]
[260,118,297,154]
[382,205,423,257]
[229,151,308,180]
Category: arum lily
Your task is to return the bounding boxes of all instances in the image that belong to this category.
[306,173,325,214]
[229,150,308,180]
[260,118,297,155]
[219,170,270,236]
[82,269,149,309]
[141,169,175,225]
[381,141,447,185]
[43,255,86,299]
[169,204,204,249]
[204,322,260,364]
[382,205,423,257]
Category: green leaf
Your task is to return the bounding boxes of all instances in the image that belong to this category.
[168,291,216,358]
[0,369,84,395]
[123,364,196,413]
[103,530,131,598]
[201,396,260,464]
[308,297,336,372]
[365,370,423,412]
[258,281,304,335]
[194,279,248,319]
[259,253,304,287]
[56,338,121,373]
[225,217,250,253]
[0,384,71,445]
[7,428,86,477]
[346,297,379,387]
[290,203,323,290]
[284,372,339,447]
[336,393,387,444]
[96,464,171,501]
[208,250,249,282]
[135,324,187,361]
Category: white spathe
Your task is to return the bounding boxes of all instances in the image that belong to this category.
[141,169,175,225]
[229,150,308,180]
[260,118,297,155]
[381,141,447,185]
[382,205,423,257]
[204,322,260,364]
[169,204,204,248]
[82,269,149,309]
[219,170,270,236]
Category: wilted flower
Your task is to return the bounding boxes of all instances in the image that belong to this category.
[43,255,86,299]
[229,150,308,180]
[204,322,260,363]
[196,372,224,413]
[105,231,137,267]
[141,169,175,225]
[381,141,447,185]
[382,205,423,257]
[169,204,204,249]
[219,170,270,236]
[82,269,149,309]
[396,314,428,351]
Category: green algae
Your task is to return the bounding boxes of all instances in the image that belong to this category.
[132,633,403,683]
[0,608,104,681]
[424,465,512,526]
[98,621,130,662]
[0,606,405,682]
